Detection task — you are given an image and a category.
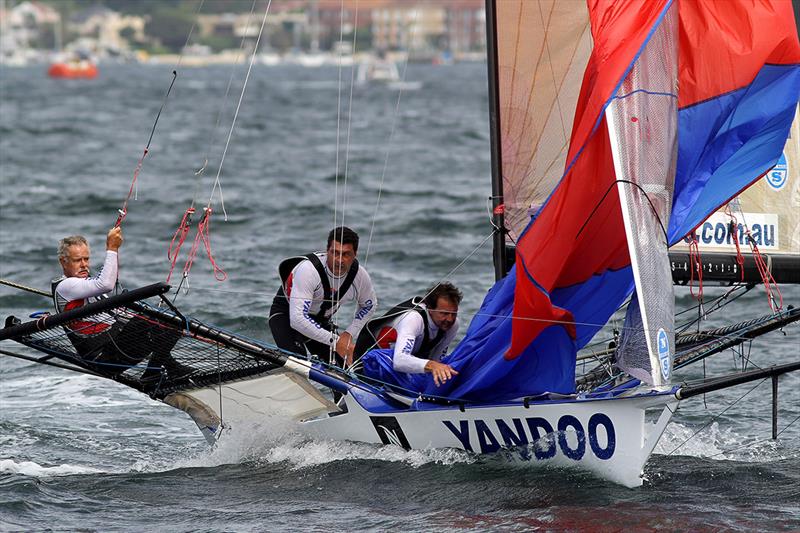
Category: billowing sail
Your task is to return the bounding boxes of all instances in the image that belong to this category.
[360,0,800,402]
[428,1,676,401]
[606,4,678,386]
[439,0,800,402]
[667,3,800,245]
[495,0,592,241]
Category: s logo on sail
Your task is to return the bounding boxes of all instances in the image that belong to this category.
[766,153,788,191]
[657,328,671,381]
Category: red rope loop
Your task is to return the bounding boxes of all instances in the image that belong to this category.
[183,208,227,282]
[166,207,195,283]
[688,233,703,302]
[745,230,783,312]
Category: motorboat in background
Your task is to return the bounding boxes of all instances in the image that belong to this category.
[356,51,422,91]
[48,50,97,79]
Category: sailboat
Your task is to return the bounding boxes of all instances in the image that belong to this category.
[2,0,799,488]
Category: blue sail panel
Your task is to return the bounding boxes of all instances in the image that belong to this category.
[669,64,800,244]
[363,265,635,403]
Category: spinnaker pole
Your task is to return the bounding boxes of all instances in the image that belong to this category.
[485,0,507,281]
[675,361,800,399]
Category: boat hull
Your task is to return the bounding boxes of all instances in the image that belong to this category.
[310,390,675,488]
[176,374,676,488]
[48,63,98,79]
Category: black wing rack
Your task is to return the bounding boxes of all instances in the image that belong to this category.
[1,283,289,400]
[576,305,800,392]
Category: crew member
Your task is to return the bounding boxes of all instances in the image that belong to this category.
[53,227,185,381]
[359,282,461,387]
[269,226,376,366]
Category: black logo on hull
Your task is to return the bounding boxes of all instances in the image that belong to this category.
[370,416,411,450]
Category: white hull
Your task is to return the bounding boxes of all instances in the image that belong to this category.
[171,370,677,488]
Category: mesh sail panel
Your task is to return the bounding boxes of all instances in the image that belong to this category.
[606,4,678,386]
[615,293,654,384]
[5,290,282,400]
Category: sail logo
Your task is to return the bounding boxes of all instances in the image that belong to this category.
[657,328,671,380]
[685,212,779,250]
[765,153,788,191]
[443,413,616,461]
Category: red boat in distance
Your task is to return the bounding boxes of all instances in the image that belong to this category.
[47,60,98,79]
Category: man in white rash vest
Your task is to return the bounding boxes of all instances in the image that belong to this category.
[359,282,461,387]
[269,226,377,367]
[52,227,184,381]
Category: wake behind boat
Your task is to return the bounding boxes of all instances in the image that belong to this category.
[2,0,800,489]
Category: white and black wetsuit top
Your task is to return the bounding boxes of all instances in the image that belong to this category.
[279,252,377,347]
[51,250,118,336]
[389,303,459,374]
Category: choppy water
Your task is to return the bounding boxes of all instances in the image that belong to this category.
[1,63,798,531]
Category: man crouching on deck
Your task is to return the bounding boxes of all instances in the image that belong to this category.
[53,227,185,381]
[359,282,461,388]
[269,226,376,367]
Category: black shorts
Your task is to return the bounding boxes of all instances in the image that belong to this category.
[269,293,341,365]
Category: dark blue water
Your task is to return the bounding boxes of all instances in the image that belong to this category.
[1,64,798,531]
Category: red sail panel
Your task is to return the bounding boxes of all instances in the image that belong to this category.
[508,0,669,359]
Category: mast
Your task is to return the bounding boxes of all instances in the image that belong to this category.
[485,0,506,281]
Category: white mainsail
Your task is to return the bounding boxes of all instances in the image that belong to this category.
[606,4,678,386]
[495,0,592,241]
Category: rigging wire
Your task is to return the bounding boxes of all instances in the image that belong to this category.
[362,8,419,266]
[207,0,273,221]
[194,0,259,184]
[168,0,260,290]
[115,71,178,229]
[327,0,349,365]
[172,0,273,290]
[575,179,669,242]
[115,0,206,229]
[332,0,346,244]
[328,0,360,364]
[337,0,359,234]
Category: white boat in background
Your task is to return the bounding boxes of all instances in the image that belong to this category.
[356,54,422,91]
[282,51,354,68]
[258,52,282,66]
